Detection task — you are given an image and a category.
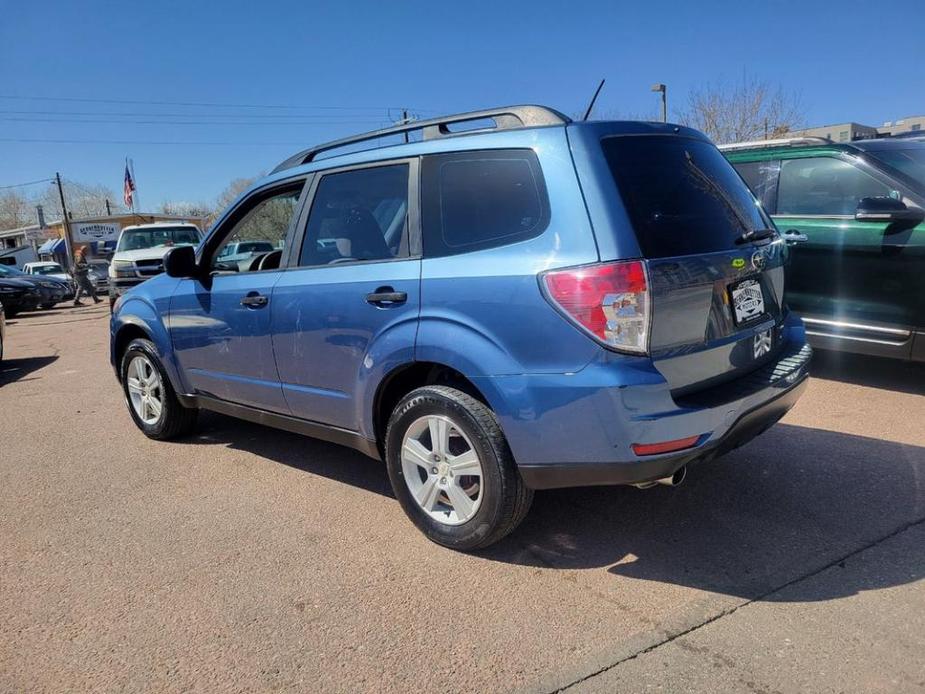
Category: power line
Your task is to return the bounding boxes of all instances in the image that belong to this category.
[0,116,389,127]
[0,93,434,112]
[0,109,397,120]
[0,177,55,190]
[0,137,311,146]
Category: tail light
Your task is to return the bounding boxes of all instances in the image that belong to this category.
[541,260,650,355]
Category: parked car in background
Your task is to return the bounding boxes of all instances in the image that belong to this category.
[0,264,68,309]
[108,223,202,308]
[0,277,42,317]
[722,137,925,361]
[111,107,811,550]
[213,240,277,272]
[88,259,110,292]
[22,261,73,285]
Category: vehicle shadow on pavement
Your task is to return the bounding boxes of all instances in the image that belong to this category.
[0,355,59,386]
[484,424,925,602]
[810,349,925,395]
[184,411,394,498]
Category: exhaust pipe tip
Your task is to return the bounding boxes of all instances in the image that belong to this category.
[657,465,687,487]
[635,466,687,489]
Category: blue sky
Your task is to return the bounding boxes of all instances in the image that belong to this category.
[1,0,922,210]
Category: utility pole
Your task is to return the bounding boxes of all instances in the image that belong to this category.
[402,109,409,143]
[106,198,112,216]
[55,172,76,270]
[651,83,668,123]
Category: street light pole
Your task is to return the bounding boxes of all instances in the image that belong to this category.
[651,83,667,123]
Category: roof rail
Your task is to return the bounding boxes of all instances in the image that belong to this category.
[271,105,570,173]
[717,136,832,152]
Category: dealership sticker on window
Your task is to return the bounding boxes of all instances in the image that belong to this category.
[730,279,764,324]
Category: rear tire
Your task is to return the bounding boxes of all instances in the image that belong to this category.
[385,385,533,551]
[120,338,198,440]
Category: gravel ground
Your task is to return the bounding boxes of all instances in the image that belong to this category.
[1,303,923,693]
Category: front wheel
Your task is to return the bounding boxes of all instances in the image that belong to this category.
[385,386,533,551]
[120,338,198,440]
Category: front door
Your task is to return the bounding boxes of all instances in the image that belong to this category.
[170,181,305,413]
[271,161,420,432]
[773,154,918,329]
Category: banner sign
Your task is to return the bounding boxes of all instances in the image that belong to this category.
[73,222,120,242]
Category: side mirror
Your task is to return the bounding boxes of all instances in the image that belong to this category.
[855,196,925,225]
[164,245,198,278]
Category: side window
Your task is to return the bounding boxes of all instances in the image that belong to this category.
[421,149,549,257]
[299,164,409,267]
[733,160,780,208]
[776,157,892,216]
[211,187,302,273]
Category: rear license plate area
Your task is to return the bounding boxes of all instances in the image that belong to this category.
[729,278,765,325]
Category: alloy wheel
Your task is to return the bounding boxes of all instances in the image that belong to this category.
[400,415,484,526]
[126,354,164,425]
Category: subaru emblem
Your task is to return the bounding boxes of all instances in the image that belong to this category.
[751,251,766,272]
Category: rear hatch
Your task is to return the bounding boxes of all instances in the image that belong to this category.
[599,133,787,395]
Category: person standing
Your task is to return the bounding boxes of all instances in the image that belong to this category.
[73,247,101,306]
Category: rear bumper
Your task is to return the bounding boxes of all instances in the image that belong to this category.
[519,374,807,489]
[479,316,812,490]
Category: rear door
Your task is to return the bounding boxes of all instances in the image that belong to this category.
[271,159,420,430]
[597,133,787,394]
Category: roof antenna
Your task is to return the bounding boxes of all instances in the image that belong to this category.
[582,79,606,121]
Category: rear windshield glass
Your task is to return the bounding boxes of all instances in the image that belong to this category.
[602,136,769,258]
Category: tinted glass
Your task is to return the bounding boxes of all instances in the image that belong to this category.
[212,188,301,272]
[602,136,769,258]
[732,160,779,206]
[777,157,892,215]
[421,149,548,257]
[868,147,925,186]
[299,164,409,266]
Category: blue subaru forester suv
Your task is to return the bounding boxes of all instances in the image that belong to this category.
[110,105,811,550]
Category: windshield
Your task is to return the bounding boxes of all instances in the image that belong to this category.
[0,265,26,277]
[868,147,925,187]
[116,227,199,252]
[33,264,64,275]
[602,136,772,258]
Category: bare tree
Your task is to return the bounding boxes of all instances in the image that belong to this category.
[206,177,258,227]
[677,75,804,144]
[160,200,213,219]
[0,191,34,230]
[34,179,123,220]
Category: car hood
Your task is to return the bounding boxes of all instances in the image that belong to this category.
[112,245,194,263]
[0,278,38,289]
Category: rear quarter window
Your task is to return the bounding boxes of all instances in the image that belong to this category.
[421,149,549,257]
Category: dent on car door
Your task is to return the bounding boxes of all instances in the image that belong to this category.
[772,155,918,330]
[169,181,306,412]
[271,160,421,433]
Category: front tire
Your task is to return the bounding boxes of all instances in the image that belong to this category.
[120,338,198,440]
[385,386,533,551]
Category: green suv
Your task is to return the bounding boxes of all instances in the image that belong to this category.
[722,137,925,361]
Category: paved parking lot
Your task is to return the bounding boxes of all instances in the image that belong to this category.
[1,304,923,693]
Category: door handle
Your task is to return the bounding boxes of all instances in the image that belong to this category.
[783,229,809,245]
[366,287,407,306]
[240,293,269,308]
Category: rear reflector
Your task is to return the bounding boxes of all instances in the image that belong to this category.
[541,260,650,354]
[632,435,701,456]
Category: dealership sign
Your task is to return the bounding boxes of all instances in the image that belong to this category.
[73,222,120,242]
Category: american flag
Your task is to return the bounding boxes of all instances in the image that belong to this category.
[123,163,136,208]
